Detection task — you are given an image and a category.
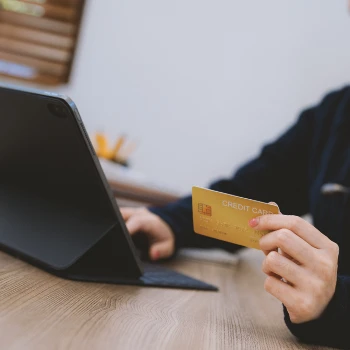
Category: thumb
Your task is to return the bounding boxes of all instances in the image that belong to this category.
[149,240,174,261]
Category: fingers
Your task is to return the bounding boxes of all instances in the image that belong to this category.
[264,275,296,310]
[119,207,175,261]
[260,229,316,265]
[120,207,136,221]
[125,213,150,235]
[251,215,328,249]
[262,251,303,285]
[258,209,340,324]
[149,241,174,261]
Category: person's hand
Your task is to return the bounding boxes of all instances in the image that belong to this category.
[249,214,339,324]
[120,207,175,261]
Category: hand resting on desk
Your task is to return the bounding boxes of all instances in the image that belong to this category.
[121,207,175,261]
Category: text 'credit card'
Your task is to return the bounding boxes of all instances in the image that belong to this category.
[192,187,279,249]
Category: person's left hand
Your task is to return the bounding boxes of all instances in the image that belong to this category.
[249,214,339,324]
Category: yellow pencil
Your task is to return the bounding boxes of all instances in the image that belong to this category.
[95,132,109,158]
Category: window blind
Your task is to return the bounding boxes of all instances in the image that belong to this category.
[0,0,85,85]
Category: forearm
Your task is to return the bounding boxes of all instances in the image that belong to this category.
[284,275,350,348]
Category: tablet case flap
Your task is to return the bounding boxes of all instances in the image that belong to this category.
[64,225,218,291]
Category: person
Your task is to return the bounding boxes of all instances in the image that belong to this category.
[121,85,350,347]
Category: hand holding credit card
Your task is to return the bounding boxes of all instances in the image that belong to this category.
[192,187,279,249]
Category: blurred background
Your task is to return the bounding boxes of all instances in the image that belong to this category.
[1,0,350,195]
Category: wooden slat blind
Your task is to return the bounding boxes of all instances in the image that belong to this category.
[0,0,85,85]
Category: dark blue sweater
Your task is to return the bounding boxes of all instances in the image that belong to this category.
[150,86,350,348]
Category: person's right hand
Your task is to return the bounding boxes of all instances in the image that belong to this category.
[120,207,175,261]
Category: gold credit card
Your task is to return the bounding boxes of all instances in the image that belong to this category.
[192,187,279,249]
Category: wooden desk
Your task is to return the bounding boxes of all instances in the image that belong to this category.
[0,248,335,350]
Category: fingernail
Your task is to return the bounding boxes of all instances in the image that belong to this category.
[249,217,259,227]
[153,251,160,260]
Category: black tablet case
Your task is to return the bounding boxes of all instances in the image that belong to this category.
[0,85,217,292]
[0,220,217,291]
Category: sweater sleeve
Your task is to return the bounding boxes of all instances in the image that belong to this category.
[283,275,350,348]
[150,105,316,251]
[149,88,350,347]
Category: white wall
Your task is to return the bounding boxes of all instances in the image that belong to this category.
[60,0,350,194]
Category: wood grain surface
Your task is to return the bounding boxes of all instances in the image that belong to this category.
[0,248,335,350]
